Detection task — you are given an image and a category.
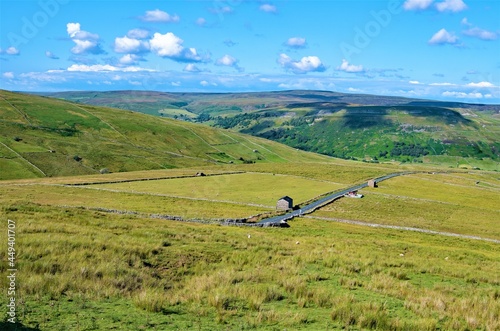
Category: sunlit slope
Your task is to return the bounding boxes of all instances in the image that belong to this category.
[0,90,329,180]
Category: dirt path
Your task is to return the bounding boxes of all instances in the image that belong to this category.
[305,215,500,244]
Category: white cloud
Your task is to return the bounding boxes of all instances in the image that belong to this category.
[3,72,14,79]
[215,55,243,72]
[461,17,471,26]
[119,54,143,65]
[66,23,104,55]
[403,0,433,10]
[114,36,149,53]
[216,54,237,66]
[430,82,455,86]
[67,64,154,72]
[409,80,421,84]
[66,23,80,37]
[337,59,364,73]
[184,64,201,72]
[149,32,183,57]
[140,9,179,23]
[259,4,277,13]
[127,29,150,39]
[435,0,467,12]
[200,80,217,87]
[278,54,326,74]
[286,37,307,48]
[5,47,20,55]
[428,28,458,45]
[149,32,203,62]
[462,27,497,41]
[442,91,488,99]
[45,51,59,59]
[467,81,494,88]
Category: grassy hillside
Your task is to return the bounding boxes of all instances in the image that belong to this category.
[0,164,498,330]
[0,90,329,180]
[45,90,500,171]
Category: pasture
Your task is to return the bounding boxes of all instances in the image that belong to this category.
[0,163,499,330]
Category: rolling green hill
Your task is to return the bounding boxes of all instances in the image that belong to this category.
[0,90,329,180]
[45,90,500,170]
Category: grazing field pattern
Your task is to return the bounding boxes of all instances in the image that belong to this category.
[1,163,499,330]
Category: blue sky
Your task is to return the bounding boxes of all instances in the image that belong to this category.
[1,0,499,103]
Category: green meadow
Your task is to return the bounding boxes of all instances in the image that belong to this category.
[1,163,499,330]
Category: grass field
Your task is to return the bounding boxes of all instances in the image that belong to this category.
[1,162,499,330]
[314,172,500,240]
[91,172,343,207]
[0,201,498,330]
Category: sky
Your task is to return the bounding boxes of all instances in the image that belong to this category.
[1,0,499,103]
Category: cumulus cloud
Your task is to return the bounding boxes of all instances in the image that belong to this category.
[114,36,150,54]
[127,28,150,39]
[119,54,144,65]
[461,20,498,40]
[409,80,421,84]
[278,54,326,74]
[3,72,14,79]
[45,51,59,59]
[3,47,20,55]
[435,0,467,12]
[259,4,277,13]
[67,23,104,55]
[200,80,217,87]
[67,64,154,72]
[184,64,201,72]
[337,59,364,73]
[149,32,204,62]
[467,81,494,88]
[403,0,433,10]
[442,91,490,99]
[285,37,307,48]
[428,28,458,45]
[216,54,237,66]
[0,47,20,55]
[215,54,243,72]
[139,9,179,23]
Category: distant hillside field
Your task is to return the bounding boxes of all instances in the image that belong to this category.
[46,90,500,171]
[0,90,329,180]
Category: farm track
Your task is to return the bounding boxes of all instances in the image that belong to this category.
[305,216,500,244]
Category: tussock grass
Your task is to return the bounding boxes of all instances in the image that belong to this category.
[1,201,498,330]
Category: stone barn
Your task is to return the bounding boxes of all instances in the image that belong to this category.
[276,196,293,211]
[368,179,377,188]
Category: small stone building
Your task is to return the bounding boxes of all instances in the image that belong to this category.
[276,196,293,211]
[368,179,377,188]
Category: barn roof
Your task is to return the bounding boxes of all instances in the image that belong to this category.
[278,196,293,201]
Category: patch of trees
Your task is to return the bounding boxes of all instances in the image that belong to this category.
[213,111,281,129]
[196,113,211,122]
[389,142,429,158]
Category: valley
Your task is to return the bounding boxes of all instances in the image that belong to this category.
[0,90,499,330]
